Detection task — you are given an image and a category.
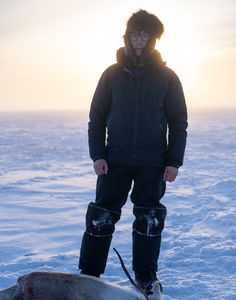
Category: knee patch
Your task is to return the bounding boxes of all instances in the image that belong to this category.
[133,204,167,236]
[85,202,121,237]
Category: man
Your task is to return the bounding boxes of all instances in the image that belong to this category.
[79,9,188,295]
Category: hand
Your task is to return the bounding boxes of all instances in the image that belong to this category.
[93,159,108,175]
[163,166,178,182]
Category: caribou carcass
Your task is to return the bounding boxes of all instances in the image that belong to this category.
[0,271,162,300]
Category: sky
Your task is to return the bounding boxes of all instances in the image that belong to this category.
[0,0,236,112]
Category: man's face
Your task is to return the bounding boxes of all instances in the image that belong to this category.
[129,31,151,56]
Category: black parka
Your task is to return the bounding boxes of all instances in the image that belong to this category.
[88,48,188,168]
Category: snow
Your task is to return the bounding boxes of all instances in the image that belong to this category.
[0,110,236,299]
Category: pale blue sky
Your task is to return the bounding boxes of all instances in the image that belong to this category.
[1,0,236,111]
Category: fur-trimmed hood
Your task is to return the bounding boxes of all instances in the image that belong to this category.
[125,9,164,39]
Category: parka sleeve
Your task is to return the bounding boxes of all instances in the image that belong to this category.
[165,70,188,168]
[88,68,112,162]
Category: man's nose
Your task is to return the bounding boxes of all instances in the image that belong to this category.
[135,39,145,46]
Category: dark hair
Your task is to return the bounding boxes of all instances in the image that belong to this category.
[125,9,164,39]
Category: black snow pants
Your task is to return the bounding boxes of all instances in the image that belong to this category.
[79,164,167,276]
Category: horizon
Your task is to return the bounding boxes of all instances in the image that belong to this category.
[0,106,235,115]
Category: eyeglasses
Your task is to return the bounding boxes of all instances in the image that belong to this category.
[129,31,151,41]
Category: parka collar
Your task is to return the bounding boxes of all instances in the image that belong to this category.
[116,47,165,69]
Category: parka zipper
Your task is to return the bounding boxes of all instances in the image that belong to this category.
[132,68,141,163]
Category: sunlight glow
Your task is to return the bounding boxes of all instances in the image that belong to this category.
[0,0,236,111]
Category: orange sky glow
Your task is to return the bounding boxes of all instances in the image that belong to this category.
[0,0,236,112]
